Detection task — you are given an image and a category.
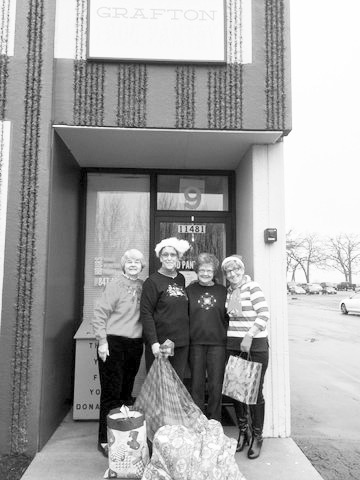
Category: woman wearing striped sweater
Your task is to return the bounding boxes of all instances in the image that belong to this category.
[221,255,270,460]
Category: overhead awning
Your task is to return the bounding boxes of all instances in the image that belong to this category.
[54,126,283,170]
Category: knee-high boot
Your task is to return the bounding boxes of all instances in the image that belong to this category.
[234,401,252,452]
[248,402,265,459]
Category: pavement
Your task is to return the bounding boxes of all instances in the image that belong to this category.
[21,412,324,480]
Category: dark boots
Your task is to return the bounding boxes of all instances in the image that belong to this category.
[234,402,252,452]
[234,401,265,458]
[247,402,265,459]
[237,420,252,452]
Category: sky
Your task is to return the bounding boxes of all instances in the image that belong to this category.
[284,0,360,283]
[284,0,360,237]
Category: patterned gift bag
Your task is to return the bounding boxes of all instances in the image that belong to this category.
[222,355,262,405]
[104,405,150,479]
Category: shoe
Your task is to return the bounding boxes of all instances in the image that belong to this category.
[234,401,251,452]
[247,434,263,459]
[236,425,251,452]
[248,403,265,459]
[97,442,108,457]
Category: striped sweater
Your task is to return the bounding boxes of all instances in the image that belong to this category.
[226,275,269,340]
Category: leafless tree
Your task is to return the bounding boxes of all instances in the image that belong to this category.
[325,234,360,283]
[286,231,302,280]
[286,231,326,283]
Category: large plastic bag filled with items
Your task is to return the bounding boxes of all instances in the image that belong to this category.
[142,415,246,480]
[134,352,203,442]
[104,405,149,479]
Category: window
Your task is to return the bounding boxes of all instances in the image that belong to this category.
[157,174,229,211]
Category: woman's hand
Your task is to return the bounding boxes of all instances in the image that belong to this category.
[98,342,109,362]
[151,342,161,357]
[240,333,253,353]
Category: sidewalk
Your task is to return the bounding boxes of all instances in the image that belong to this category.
[22,414,324,480]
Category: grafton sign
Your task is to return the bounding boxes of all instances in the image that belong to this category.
[88,0,226,63]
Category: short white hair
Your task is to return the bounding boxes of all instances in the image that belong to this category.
[155,237,190,258]
[120,249,145,272]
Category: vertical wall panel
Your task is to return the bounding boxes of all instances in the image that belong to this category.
[116,64,148,128]
[11,0,45,454]
[175,66,196,128]
[265,0,286,130]
[0,120,10,329]
[73,0,105,126]
[0,0,14,118]
[252,144,290,437]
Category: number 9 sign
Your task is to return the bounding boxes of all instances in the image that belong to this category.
[184,186,201,209]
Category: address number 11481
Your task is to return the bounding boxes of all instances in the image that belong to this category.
[178,224,206,234]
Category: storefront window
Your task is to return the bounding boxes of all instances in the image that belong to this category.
[82,174,150,323]
[157,174,229,211]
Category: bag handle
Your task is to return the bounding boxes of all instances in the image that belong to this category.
[239,350,252,361]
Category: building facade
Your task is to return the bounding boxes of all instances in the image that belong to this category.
[0,0,291,454]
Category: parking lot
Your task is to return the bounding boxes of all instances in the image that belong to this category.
[288,291,360,480]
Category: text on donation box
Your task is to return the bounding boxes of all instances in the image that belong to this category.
[73,339,100,419]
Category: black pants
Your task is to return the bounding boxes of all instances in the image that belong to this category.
[97,335,143,444]
[144,344,189,382]
[189,344,226,421]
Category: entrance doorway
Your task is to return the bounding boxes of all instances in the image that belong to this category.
[74,170,235,419]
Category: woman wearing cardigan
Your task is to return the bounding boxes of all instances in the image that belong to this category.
[222,255,270,460]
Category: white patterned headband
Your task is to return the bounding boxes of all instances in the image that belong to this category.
[221,255,245,271]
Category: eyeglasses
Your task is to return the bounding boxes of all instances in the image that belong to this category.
[225,267,242,276]
[198,269,214,274]
[161,252,178,258]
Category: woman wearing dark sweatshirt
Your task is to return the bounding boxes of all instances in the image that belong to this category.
[140,237,190,381]
[186,253,228,422]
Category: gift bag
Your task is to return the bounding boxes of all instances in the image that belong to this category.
[104,405,149,479]
[222,354,262,405]
[134,350,202,442]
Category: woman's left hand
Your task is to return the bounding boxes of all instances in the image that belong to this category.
[98,342,110,362]
[240,333,253,353]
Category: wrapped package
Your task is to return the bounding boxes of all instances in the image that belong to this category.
[142,416,246,480]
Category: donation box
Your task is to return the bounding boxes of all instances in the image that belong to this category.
[73,319,101,420]
[73,319,146,420]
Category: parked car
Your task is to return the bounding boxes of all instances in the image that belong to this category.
[287,283,306,294]
[337,282,356,291]
[322,286,337,295]
[339,292,360,314]
[302,283,323,294]
[293,285,306,294]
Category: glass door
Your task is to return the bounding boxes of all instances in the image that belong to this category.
[155,216,231,285]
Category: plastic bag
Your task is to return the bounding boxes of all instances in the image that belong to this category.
[104,405,149,479]
[134,355,202,441]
